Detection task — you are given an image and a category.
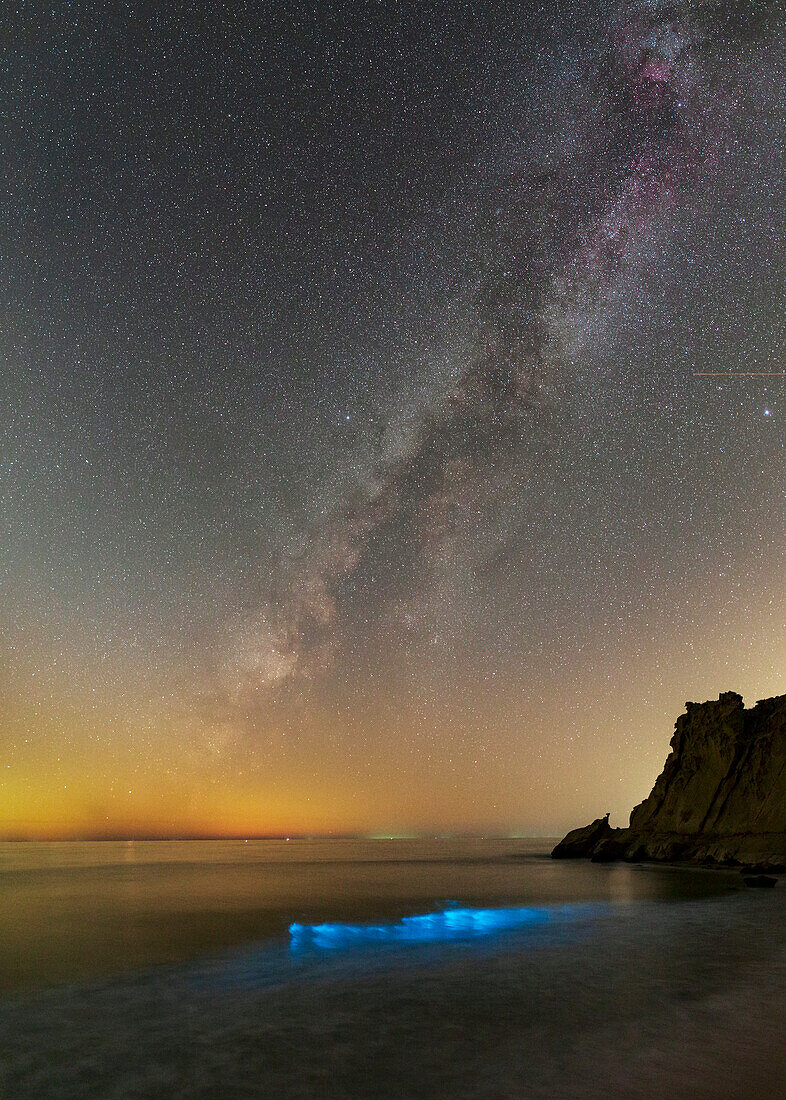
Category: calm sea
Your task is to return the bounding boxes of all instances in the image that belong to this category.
[0,837,736,993]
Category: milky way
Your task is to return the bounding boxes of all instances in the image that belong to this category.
[224,1,775,710]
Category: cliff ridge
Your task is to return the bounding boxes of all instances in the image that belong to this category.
[552,691,786,868]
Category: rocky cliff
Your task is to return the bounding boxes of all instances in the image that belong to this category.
[553,691,786,869]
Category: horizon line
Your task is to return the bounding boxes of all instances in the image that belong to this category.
[0,832,559,843]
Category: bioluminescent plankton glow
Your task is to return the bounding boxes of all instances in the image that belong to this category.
[289,904,551,952]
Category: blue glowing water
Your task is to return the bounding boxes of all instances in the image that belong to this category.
[289,902,549,952]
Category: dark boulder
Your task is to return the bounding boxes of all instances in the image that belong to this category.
[589,835,630,862]
[552,814,614,859]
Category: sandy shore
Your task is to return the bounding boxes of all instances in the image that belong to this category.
[1,888,784,1099]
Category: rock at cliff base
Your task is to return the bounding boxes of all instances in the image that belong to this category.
[551,814,614,859]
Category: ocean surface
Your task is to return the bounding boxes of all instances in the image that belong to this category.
[0,837,735,991]
[1,838,784,1098]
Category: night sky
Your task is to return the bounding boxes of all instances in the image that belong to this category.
[2,0,784,838]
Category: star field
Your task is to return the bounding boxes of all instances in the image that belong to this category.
[1,0,784,838]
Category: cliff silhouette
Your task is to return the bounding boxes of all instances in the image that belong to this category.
[553,691,786,870]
